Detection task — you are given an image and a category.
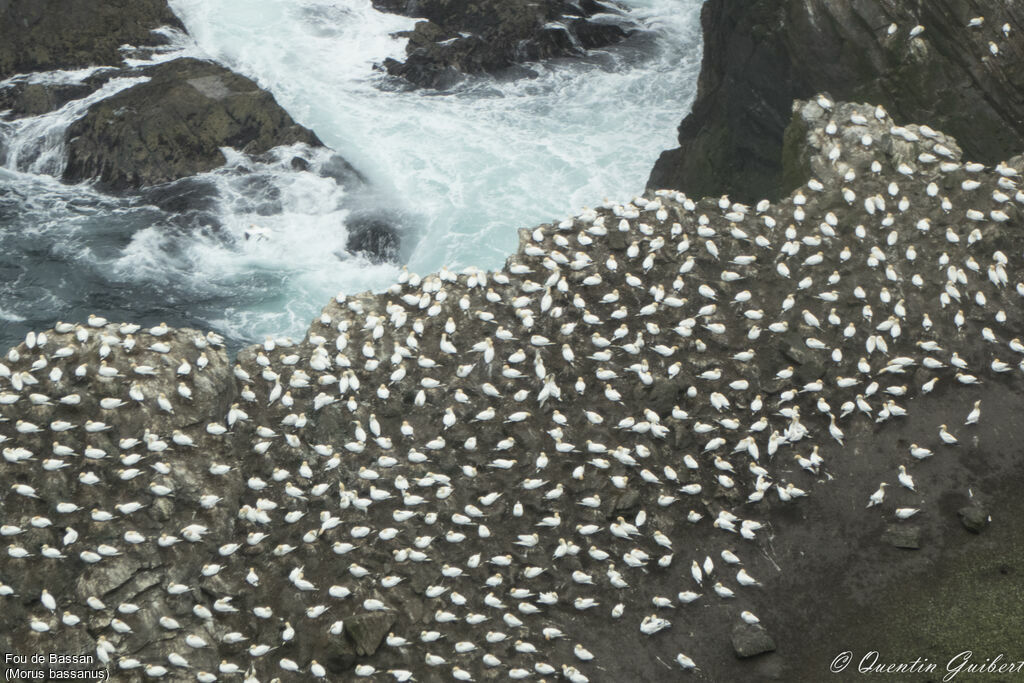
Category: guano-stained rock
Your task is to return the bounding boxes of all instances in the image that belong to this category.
[2,98,1024,681]
[648,0,1024,202]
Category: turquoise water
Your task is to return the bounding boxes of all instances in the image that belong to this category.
[0,0,703,349]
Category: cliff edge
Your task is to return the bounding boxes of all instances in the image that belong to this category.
[2,98,1023,680]
[647,0,1024,203]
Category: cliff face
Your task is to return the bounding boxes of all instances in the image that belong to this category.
[2,99,1023,680]
[648,0,1024,202]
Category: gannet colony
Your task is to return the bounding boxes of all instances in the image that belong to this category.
[2,85,1023,681]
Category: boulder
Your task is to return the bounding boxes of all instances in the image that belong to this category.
[0,0,182,80]
[374,0,635,88]
[345,213,401,264]
[63,58,323,190]
[343,611,397,656]
[732,623,776,658]
[779,96,964,191]
[958,504,990,534]
[647,0,1024,202]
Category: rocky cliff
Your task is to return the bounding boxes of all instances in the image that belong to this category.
[648,0,1024,203]
[2,98,1022,681]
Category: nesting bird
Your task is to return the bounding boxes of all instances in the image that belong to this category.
[1,95,1022,682]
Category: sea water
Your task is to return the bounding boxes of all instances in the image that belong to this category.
[0,0,703,350]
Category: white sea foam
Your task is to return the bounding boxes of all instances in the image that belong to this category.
[0,0,703,348]
[0,76,149,175]
[166,0,703,331]
[110,145,402,340]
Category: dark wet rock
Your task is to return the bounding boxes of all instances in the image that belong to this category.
[648,0,1024,202]
[345,212,401,263]
[140,176,222,216]
[732,623,776,658]
[0,0,182,80]
[62,58,323,190]
[2,3,373,201]
[882,524,921,549]
[375,0,635,88]
[0,81,96,118]
[958,504,990,533]
[318,153,368,186]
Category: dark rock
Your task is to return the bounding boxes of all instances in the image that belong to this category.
[345,213,401,264]
[958,504,989,534]
[732,623,776,658]
[575,12,636,48]
[374,0,635,88]
[882,524,921,549]
[74,555,155,596]
[0,81,95,118]
[611,489,640,515]
[319,153,367,186]
[605,228,628,252]
[140,176,222,215]
[62,58,324,190]
[778,338,809,366]
[344,611,397,656]
[641,379,679,418]
[648,0,1024,201]
[0,0,182,80]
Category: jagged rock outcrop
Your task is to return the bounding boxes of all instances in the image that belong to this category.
[2,99,1024,680]
[0,2,375,209]
[375,0,635,88]
[648,0,1024,203]
[61,58,324,190]
[0,0,182,80]
[0,80,98,118]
